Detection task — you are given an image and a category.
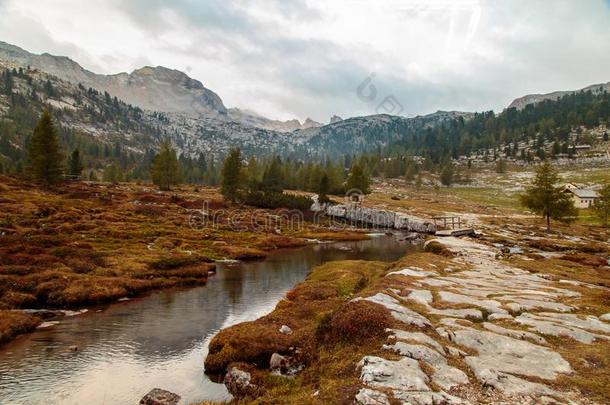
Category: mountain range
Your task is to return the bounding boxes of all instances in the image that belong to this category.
[0,40,606,161]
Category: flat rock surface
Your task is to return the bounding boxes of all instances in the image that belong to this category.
[357,293,430,327]
[354,237,609,404]
[358,356,430,392]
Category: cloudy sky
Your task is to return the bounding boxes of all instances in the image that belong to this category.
[1,0,609,123]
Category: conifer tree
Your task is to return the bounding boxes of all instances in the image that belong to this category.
[103,163,123,184]
[150,141,181,191]
[262,156,284,193]
[520,161,577,231]
[495,158,507,174]
[317,172,331,203]
[221,148,243,202]
[28,110,63,185]
[440,163,454,187]
[404,155,417,181]
[68,148,84,178]
[593,183,610,227]
[346,163,371,194]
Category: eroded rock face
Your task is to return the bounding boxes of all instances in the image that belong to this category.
[139,388,180,405]
[224,367,258,399]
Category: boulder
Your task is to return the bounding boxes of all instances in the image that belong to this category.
[269,353,288,371]
[139,388,180,405]
[224,367,258,399]
[279,324,293,335]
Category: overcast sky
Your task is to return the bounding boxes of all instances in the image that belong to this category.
[1,0,609,123]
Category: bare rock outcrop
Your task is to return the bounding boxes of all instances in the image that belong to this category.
[224,367,258,399]
[326,205,436,233]
[139,388,180,405]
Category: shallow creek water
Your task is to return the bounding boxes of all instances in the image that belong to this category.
[0,235,416,405]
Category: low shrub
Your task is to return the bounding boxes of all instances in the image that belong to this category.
[424,240,453,256]
[243,191,312,211]
[149,255,211,270]
[322,300,393,344]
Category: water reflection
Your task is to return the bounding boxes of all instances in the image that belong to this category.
[0,236,416,405]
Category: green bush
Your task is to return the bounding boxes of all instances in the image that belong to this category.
[244,191,312,210]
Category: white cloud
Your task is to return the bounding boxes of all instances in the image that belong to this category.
[0,0,609,122]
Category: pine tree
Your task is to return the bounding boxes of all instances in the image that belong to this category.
[440,163,454,187]
[103,163,123,184]
[28,110,63,185]
[317,172,331,203]
[262,156,284,193]
[150,141,181,191]
[593,183,610,227]
[68,149,84,178]
[346,163,371,194]
[520,161,577,231]
[404,156,417,181]
[495,158,507,174]
[415,173,423,189]
[221,148,243,202]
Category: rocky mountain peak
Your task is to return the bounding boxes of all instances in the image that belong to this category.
[330,115,343,124]
[302,118,322,129]
[0,41,226,117]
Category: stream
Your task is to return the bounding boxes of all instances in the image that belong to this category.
[0,235,417,405]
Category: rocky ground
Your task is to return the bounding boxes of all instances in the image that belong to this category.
[205,231,609,405]
[354,236,609,404]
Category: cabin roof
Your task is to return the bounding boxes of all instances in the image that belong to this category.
[566,188,599,198]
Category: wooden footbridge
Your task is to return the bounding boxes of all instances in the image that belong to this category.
[432,216,475,237]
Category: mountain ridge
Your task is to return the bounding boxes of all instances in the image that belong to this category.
[0,41,228,118]
[508,81,610,110]
[0,41,328,131]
